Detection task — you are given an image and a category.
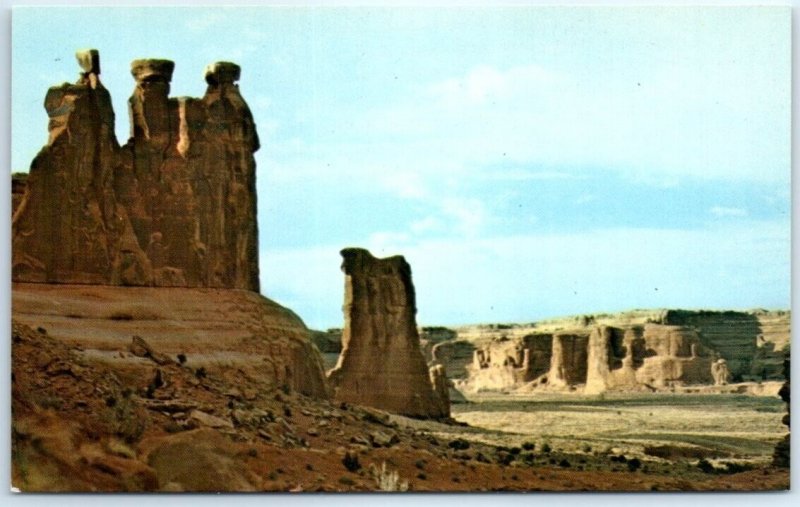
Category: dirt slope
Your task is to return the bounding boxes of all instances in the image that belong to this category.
[11,315,789,492]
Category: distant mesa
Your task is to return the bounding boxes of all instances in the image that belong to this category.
[422,309,789,395]
[327,248,450,419]
[12,49,260,290]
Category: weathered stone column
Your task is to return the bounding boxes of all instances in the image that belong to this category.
[328,248,449,418]
[12,49,150,285]
[585,326,613,394]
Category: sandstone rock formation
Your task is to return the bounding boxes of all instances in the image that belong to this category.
[444,309,788,395]
[711,359,731,386]
[547,333,589,388]
[327,248,449,418]
[12,283,329,399]
[12,50,259,290]
[428,364,451,416]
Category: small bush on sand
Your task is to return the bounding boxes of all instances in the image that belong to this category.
[342,452,361,472]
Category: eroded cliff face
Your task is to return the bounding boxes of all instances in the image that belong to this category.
[12,51,259,290]
[327,248,449,418]
[443,309,789,395]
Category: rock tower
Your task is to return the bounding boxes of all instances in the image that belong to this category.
[328,248,449,419]
[12,50,260,290]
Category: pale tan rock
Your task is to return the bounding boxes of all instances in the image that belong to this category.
[584,326,613,394]
[328,248,448,418]
[188,410,234,429]
[548,333,588,388]
[711,358,731,386]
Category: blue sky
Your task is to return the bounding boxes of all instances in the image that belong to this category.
[11,6,791,329]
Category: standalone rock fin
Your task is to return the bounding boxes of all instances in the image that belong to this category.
[328,248,449,419]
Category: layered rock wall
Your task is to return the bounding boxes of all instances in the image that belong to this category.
[449,310,788,395]
[327,248,449,418]
[12,50,259,291]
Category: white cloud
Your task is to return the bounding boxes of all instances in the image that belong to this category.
[428,64,560,108]
[357,62,789,186]
[410,216,444,235]
[185,12,224,32]
[381,170,428,200]
[441,197,486,237]
[710,206,748,218]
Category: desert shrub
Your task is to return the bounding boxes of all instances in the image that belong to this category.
[475,452,490,463]
[721,461,754,474]
[414,459,426,470]
[558,459,571,468]
[496,452,514,466]
[342,452,361,472]
[509,446,521,455]
[448,438,470,450]
[643,444,717,460]
[541,442,552,454]
[627,458,642,472]
[416,472,427,480]
[338,476,355,486]
[102,390,146,443]
[581,443,592,453]
[522,441,535,451]
[697,459,716,474]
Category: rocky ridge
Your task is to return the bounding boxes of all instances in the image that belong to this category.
[404,309,790,395]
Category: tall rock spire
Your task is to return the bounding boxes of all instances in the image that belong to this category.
[328,248,450,419]
[13,50,261,291]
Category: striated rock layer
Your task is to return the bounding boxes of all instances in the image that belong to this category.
[12,50,259,290]
[328,248,449,418]
[440,309,789,395]
[12,283,329,399]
